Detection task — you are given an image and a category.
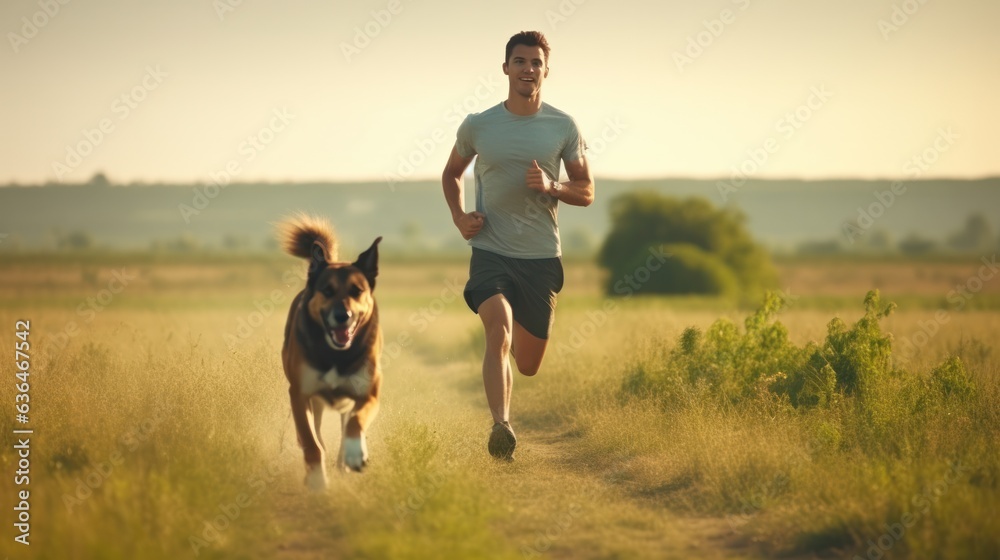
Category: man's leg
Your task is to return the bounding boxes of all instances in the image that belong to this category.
[511,321,548,377]
[508,254,561,377]
[478,293,518,459]
[478,294,514,424]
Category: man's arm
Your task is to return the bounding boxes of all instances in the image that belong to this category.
[442,145,484,240]
[525,156,594,207]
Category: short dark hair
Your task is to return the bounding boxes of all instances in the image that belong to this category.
[505,31,550,65]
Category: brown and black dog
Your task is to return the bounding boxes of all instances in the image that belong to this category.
[277,214,383,491]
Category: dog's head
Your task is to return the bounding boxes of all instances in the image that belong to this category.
[305,237,381,350]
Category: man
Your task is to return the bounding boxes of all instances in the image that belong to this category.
[441,30,595,460]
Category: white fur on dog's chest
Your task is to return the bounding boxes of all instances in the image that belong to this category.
[300,363,371,397]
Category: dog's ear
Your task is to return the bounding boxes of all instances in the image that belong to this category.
[352,237,382,290]
[307,241,329,289]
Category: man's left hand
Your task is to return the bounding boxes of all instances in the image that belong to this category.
[526,160,553,194]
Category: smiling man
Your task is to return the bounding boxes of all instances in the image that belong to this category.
[441,30,595,460]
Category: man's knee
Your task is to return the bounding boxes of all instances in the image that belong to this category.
[484,322,512,355]
[514,353,542,376]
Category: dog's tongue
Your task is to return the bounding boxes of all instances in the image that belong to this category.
[331,326,352,346]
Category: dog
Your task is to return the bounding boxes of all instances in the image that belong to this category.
[277,214,383,491]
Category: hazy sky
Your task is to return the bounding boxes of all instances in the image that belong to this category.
[2,0,997,185]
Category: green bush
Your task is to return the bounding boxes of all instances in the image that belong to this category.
[611,243,740,296]
[622,290,976,415]
[598,192,777,296]
[622,291,810,404]
[929,356,976,400]
[815,291,896,398]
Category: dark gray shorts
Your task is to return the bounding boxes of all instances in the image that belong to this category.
[464,247,564,339]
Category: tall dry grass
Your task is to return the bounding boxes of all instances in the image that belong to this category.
[516,293,1000,559]
[2,255,998,559]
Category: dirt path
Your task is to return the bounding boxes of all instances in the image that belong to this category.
[499,426,757,560]
[241,354,768,560]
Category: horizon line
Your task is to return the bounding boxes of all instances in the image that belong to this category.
[2,175,1000,188]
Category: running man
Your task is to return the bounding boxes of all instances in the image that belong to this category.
[441,30,595,460]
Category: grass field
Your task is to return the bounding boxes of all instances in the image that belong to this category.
[1,253,998,559]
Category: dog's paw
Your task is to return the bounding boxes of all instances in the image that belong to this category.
[343,436,369,472]
[304,465,328,492]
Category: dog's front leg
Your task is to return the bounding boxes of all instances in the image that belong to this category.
[343,377,381,472]
[311,397,327,453]
[289,388,327,491]
[336,411,350,472]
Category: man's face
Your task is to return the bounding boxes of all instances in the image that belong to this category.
[503,44,548,98]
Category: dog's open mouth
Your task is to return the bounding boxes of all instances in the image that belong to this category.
[328,323,357,349]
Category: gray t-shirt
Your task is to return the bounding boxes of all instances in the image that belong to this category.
[455,102,587,259]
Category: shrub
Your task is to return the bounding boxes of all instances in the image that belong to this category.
[622,291,809,404]
[622,290,976,416]
[610,243,740,296]
[598,192,776,297]
[929,356,976,400]
[814,291,896,398]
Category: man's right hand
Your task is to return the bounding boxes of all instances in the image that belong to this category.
[454,211,485,240]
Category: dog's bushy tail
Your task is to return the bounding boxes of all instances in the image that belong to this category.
[276,213,338,261]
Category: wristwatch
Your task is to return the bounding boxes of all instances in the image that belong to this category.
[549,180,562,195]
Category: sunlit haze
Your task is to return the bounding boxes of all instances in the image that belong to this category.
[3,0,997,184]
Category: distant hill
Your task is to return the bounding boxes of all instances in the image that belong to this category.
[1,178,998,254]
